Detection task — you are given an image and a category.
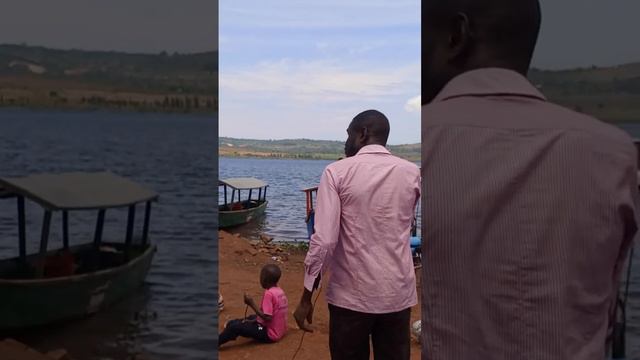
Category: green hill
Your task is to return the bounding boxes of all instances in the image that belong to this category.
[0,44,217,113]
[529,64,640,122]
[219,137,421,161]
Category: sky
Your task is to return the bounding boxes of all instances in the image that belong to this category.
[219,1,421,144]
[220,1,640,144]
[0,0,218,53]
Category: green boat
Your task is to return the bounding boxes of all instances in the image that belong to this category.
[218,178,268,228]
[0,172,158,331]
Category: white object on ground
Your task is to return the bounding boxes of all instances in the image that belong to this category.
[412,320,421,343]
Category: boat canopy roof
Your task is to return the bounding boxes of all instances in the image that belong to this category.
[0,172,158,211]
[219,178,268,190]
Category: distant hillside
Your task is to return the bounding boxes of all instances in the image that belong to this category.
[0,44,217,113]
[219,137,421,161]
[529,63,640,122]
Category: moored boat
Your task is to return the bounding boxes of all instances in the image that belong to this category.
[0,171,158,331]
[218,178,268,228]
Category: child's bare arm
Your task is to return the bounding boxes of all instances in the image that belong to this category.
[244,294,273,321]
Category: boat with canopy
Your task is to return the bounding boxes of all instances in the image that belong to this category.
[0,171,158,330]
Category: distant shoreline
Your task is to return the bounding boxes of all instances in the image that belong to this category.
[219,154,339,161]
[0,106,218,120]
[0,88,217,115]
[219,149,420,162]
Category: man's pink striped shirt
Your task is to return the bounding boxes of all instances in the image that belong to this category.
[303,145,420,314]
[421,68,639,360]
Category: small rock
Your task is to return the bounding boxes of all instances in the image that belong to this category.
[260,234,274,244]
[249,240,260,247]
[246,248,258,256]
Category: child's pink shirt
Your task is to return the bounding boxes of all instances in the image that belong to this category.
[257,286,288,341]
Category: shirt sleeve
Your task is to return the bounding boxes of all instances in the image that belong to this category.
[614,158,639,280]
[415,167,422,209]
[303,167,341,292]
[608,151,640,340]
[261,290,274,316]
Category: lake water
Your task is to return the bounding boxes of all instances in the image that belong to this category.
[220,123,640,358]
[0,109,218,360]
[219,157,422,242]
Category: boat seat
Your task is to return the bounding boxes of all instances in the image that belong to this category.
[230,202,244,211]
[43,251,75,278]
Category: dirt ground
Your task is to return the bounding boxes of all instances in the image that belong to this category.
[218,230,422,360]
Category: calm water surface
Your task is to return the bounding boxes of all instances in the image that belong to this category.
[0,109,217,360]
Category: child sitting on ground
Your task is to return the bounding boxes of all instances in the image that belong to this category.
[218,263,288,348]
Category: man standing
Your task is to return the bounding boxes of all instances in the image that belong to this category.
[294,110,421,360]
[421,1,638,360]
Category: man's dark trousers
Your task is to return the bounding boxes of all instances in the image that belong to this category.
[329,304,411,360]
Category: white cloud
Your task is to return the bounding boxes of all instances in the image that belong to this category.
[404,95,421,112]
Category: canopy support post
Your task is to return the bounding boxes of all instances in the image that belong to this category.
[93,209,106,247]
[36,210,52,278]
[142,201,152,246]
[90,209,106,272]
[125,205,136,258]
[17,196,26,264]
[62,210,69,249]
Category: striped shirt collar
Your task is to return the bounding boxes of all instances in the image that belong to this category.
[434,68,547,103]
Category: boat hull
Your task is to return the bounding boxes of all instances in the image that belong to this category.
[0,244,155,331]
[219,201,268,228]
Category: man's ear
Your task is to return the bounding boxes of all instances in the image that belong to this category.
[361,127,369,142]
[448,12,474,64]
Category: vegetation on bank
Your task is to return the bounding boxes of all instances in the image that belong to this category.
[0,44,217,114]
[219,137,421,161]
[529,64,640,122]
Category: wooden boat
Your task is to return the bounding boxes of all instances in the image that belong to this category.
[218,178,268,228]
[0,172,158,331]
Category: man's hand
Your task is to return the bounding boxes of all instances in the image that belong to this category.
[294,289,315,332]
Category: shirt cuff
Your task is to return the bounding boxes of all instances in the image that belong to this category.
[303,271,319,292]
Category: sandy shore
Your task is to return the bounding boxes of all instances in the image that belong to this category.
[218,230,422,359]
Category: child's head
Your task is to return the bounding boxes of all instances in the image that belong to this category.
[260,264,281,289]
